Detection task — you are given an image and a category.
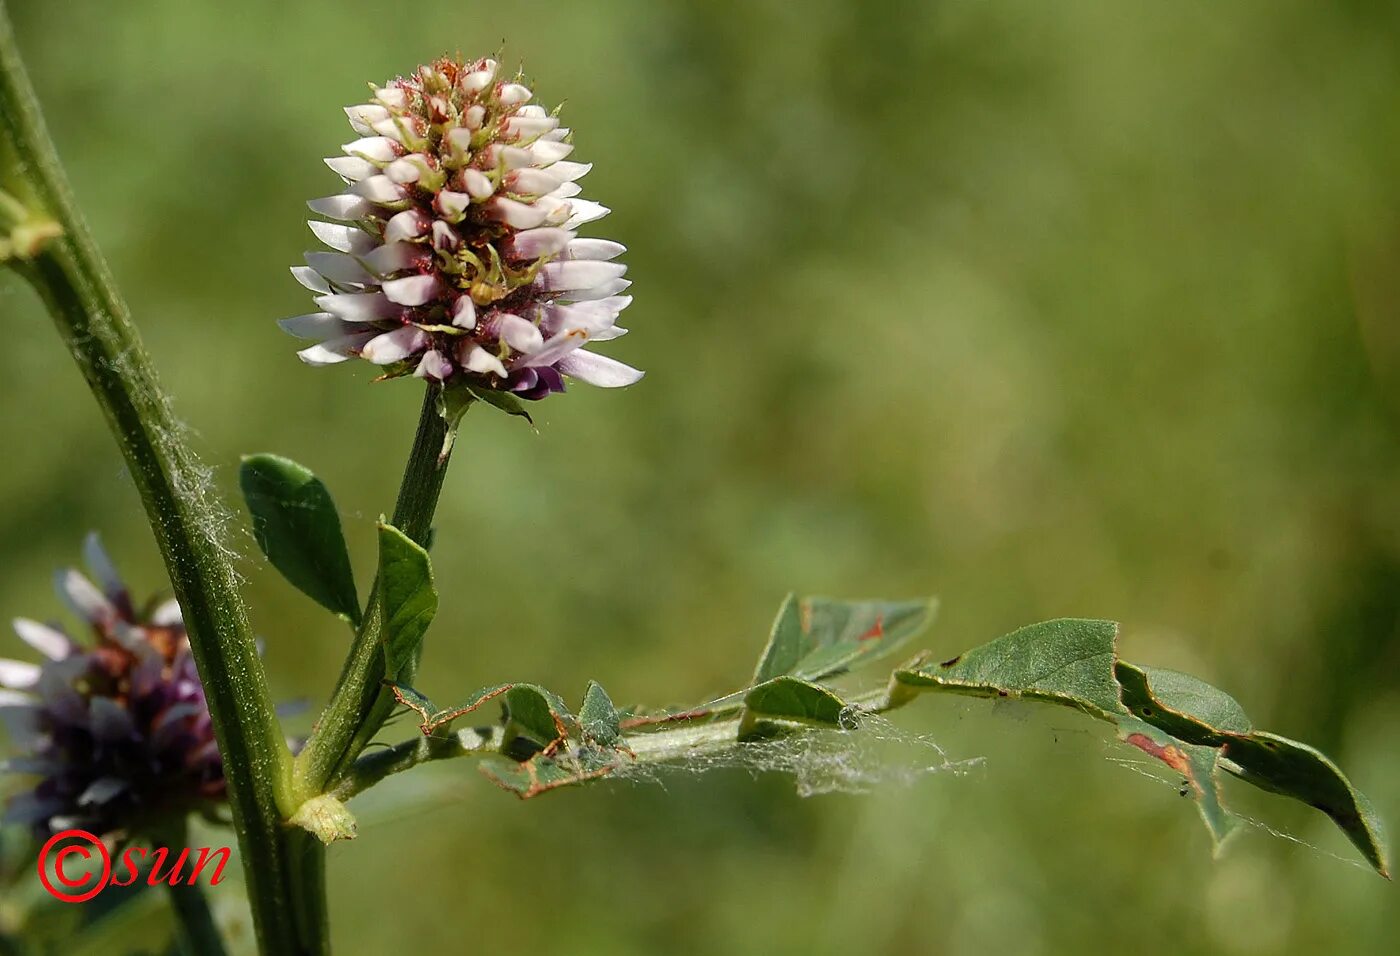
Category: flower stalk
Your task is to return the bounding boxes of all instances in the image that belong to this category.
[0,4,305,953]
[293,385,453,799]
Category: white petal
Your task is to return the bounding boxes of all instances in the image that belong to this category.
[384,209,431,243]
[495,313,544,352]
[462,345,509,378]
[460,67,496,96]
[563,238,626,261]
[371,115,418,146]
[432,220,460,251]
[484,144,535,170]
[297,332,376,365]
[374,86,409,110]
[352,175,408,205]
[540,260,627,292]
[434,190,472,221]
[382,275,440,306]
[0,660,40,690]
[413,349,454,380]
[278,312,364,340]
[591,326,629,342]
[547,181,583,200]
[150,598,182,627]
[78,777,128,807]
[307,194,374,221]
[345,104,390,134]
[488,197,549,229]
[560,277,632,302]
[384,154,430,184]
[342,136,400,163]
[361,326,428,364]
[461,169,495,200]
[504,115,559,140]
[306,251,375,286]
[563,200,610,228]
[506,227,573,260]
[362,241,418,276]
[308,220,377,255]
[55,569,114,625]
[541,127,570,142]
[315,291,398,321]
[451,297,477,329]
[557,350,645,387]
[12,618,70,660]
[531,139,575,164]
[520,328,590,368]
[463,104,487,130]
[517,105,547,119]
[290,266,331,294]
[497,83,533,107]
[505,167,561,196]
[81,533,124,600]
[324,156,376,181]
[548,161,592,182]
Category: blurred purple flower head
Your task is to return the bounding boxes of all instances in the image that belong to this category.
[281,56,642,400]
[0,535,224,837]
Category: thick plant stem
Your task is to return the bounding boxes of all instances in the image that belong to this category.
[168,879,231,956]
[0,7,307,955]
[294,387,454,799]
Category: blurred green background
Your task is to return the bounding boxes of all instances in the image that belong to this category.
[3,0,1400,952]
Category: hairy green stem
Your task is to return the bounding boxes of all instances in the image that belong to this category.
[0,6,306,954]
[294,387,453,798]
[167,879,230,956]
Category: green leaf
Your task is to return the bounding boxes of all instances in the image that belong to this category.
[479,746,623,799]
[502,684,575,756]
[1118,717,1238,848]
[387,681,513,735]
[376,523,437,684]
[1117,662,1389,877]
[753,594,937,684]
[579,681,621,747]
[239,454,359,622]
[742,676,850,733]
[895,618,1124,720]
[466,384,534,426]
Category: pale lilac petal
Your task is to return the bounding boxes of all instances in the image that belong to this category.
[307,194,374,221]
[306,252,375,286]
[150,598,182,627]
[461,344,508,378]
[540,260,627,292]
[505,227,573,260]
[413,349,454,380]
[548,161,592,183]
[520,328,590,368]
[384,209,431,244]
[297,332,377,365]
[314,292,398,322]
[82,533,125,601]
[290,266,331,294]
[278,313,365,340]
[563,200,610,229]
[557,349,645,387]
[505,168,562,197]
[352,175,409,205]
[361,326,428,365]
[561,277,632,302]
[55,569,115,625]
[384,154,431,184]
[434,190,472,221]
[308,220,377,255]
[531,139,574,164]
[344,104,390,135]
[497,83,533,107]
[488,197,549,229]
[451,297,477,329]
[504,115,558,140]
[0,660,40,690]
[12,618,71,659]
[325,156,376,181]
[563,238,626,261]
[382,275,440,306]
[461,169,495,200]
[493,313,544,353]
[362,242,419,276]
[77,777,128,807]
[342,136,400,162]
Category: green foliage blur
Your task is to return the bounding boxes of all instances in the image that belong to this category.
[4,0,1400,952]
